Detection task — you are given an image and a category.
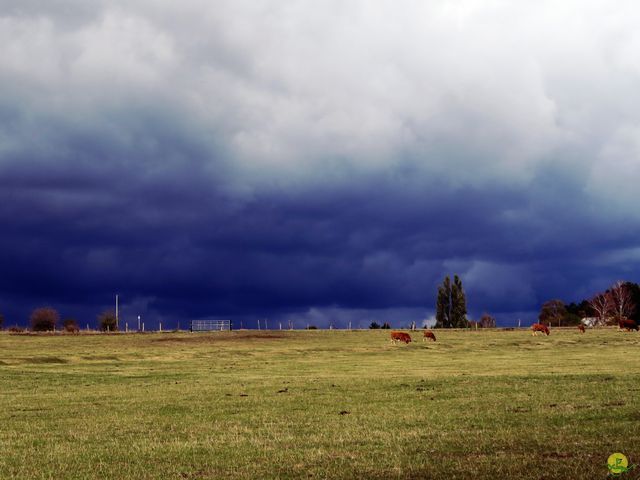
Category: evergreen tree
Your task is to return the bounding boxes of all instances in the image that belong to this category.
[435,275,468,328]
[435,276,451,328]
[451,275,468,327]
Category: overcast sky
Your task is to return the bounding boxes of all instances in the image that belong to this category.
[2,1,640,328]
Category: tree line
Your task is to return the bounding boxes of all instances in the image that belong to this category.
[539,280,640,327]
[0,307,119,332]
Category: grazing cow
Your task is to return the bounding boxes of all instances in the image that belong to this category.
[619,319,639,331]
[578,324,585,333]
[390,331,412,344]
[531,323,550,336]
[423,330,436,342]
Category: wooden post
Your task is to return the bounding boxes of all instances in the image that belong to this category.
[125,322,128,333]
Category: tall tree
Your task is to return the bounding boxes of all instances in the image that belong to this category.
[435,275,467,328]
[589,292,613,326]
[610,281,635,322]
[435,276,451,328]
[451,275,468,328]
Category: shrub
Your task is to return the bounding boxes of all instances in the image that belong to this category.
[307,325,318,330]
[0,313,4,329]
[63,318,80,333]
[8,325,25,333]
[98,311,118,332]
[30,307,59,332]
[480,313,497,328]
[381,322,391,329]
[369,322,381,329]
[562,313,583,326]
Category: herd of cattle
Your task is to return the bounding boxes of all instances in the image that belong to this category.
[390,318,639,344]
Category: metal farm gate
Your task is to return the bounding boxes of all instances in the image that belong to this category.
[190,319,233,332]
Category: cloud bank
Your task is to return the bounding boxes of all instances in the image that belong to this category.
[1,1,640,328]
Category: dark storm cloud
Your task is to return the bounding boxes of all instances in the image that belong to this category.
[2,1,640,328]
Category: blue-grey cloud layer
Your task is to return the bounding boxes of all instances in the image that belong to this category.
[2,1,640,328]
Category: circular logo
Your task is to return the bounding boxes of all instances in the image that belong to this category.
[608,453,629,475]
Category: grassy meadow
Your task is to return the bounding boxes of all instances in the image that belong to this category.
[0,328,639,479]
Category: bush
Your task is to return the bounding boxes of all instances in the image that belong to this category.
[369,322,381,329]
[30,307,59,332]
[8,325,25,333]
[480,313,497,328]
[0,313,4,329]
[98,311,118,332]
[561,313,583,326]
[381,322,391,329]
[63,318,80,333]
[307,325,318,330]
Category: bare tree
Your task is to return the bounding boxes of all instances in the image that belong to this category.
[98,310,118,332]
[30,307,59,331]
[479,313,496,328]
[610,281,635,322]
[538,299,567,327]
[589,292,612,326]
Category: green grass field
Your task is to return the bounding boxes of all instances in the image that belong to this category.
[1,328,639,479]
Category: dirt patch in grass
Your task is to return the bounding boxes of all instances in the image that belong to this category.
[152,332,287,344]
[21,356,68,364]
[81,355,120,361]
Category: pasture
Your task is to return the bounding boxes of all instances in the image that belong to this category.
[0,328,639,479]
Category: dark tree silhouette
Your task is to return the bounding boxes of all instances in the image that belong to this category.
[479,313,496,328]
[30,307,59,332]
[436,275,468,328]
[98,311,118,332]
[538,299,567,327]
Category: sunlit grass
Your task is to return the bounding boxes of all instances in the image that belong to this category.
[1,328,639,479]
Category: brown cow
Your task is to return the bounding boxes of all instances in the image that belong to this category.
[390,331,412,344]
[619,319,639,331]
[578,324,585,333]
[423,330,436,342]
[531,323,550,336]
